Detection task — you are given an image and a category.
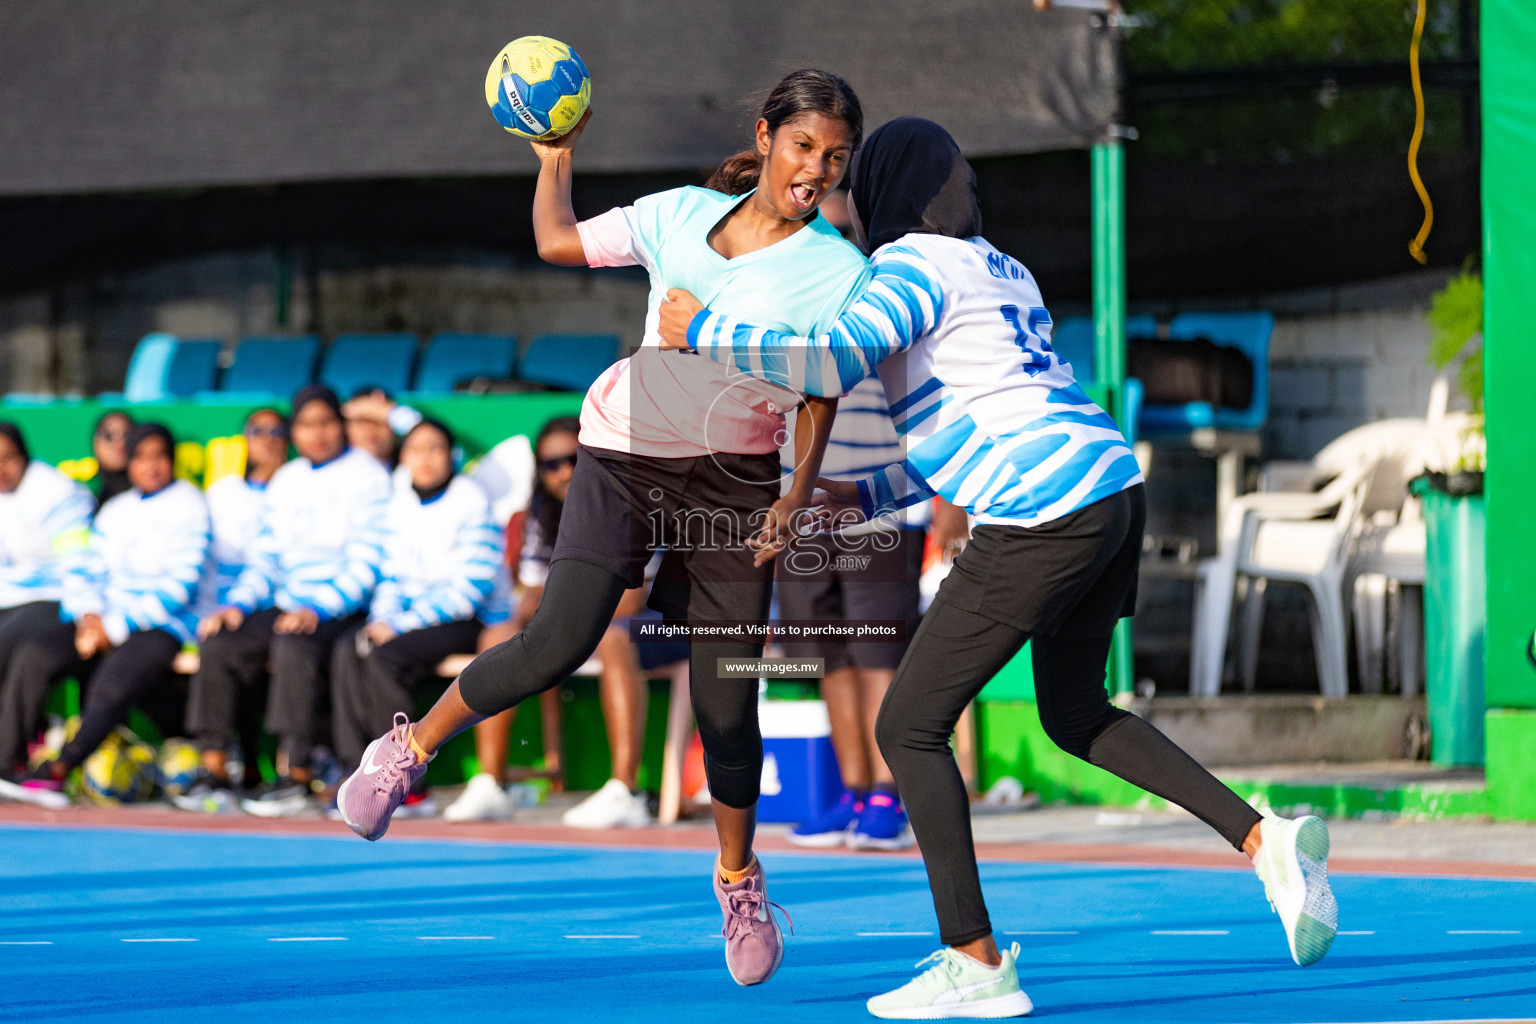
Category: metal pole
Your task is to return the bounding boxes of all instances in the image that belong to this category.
[1092,138,1134,696]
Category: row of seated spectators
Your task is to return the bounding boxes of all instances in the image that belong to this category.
[0,385,661,828]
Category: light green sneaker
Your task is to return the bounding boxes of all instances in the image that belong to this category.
[1253,811,1338,966]
[867,942,1032,1019]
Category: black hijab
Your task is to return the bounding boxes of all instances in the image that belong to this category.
[292,384,343,421]
[0,422,28,467]
[125,422,176,496]
[93,411,133,507]
[403,418,456,504]
[848,117,982,253]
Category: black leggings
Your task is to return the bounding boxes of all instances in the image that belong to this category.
[879,504,1263,946]
[459,558,765,808]
[0,601,64,770]
[0,620,182,771]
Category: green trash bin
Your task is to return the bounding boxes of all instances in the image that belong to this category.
[1412,472,1486,766]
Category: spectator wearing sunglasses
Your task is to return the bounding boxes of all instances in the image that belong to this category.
[202,409,292,611]
[88,411,135,511]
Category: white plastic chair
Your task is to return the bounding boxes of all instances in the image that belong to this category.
[1189,420,1428,697]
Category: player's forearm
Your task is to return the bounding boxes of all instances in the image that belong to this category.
[532,153,586,266]
[788,396,839,501]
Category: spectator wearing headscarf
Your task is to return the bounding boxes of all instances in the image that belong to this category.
[0,423,210,795]
[0,421,95,775]
[184,385,390,816]
[330,419,502,815]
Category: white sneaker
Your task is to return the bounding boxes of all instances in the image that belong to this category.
[1254,811,1338,966]
[561,778,649,829]
[443,772,513,822]
[867,942,1033,1019]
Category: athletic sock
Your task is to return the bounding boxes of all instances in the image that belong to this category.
[718,855,757,885]
[407,734,434,763]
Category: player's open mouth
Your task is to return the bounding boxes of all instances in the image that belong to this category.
[789,183,818,210]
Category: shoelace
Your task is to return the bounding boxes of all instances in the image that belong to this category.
[372,713,420,796]
[723,879,795,937]
[911,948,967,984]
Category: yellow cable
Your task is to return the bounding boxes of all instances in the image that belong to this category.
[1407,0,1433,265]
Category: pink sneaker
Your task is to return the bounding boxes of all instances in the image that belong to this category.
[714,858,790,986]
[337,713,429,841]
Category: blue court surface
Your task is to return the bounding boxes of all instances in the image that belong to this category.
[4,824,1535,1023]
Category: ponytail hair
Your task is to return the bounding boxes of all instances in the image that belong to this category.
[705,149,763,196]
[705,69,864,196]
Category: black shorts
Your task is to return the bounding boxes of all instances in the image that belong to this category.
[551,445,779,624]
[936,483,1145,638]
[776,529,924,671]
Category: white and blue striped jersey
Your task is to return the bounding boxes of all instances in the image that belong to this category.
[369,475,504,633]
[688,233,1142,528]
[780,376,930,529]
[202,474,267,612]
[63,480,211,645]
[225,447,391,620]
[0,461,93,608]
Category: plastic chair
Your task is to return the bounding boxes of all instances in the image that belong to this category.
[222,335,321,395]
[164,339,223,397]
[1189,417,1442,698]
[122,333,178,403]
[518,335,620,393]
[1139,311,1273,436]
[414,333,517,394]
[319,333,418,398]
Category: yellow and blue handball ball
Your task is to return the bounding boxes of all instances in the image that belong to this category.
[484,35,591,141]
[81,729,157,805]
[155,738,202,797]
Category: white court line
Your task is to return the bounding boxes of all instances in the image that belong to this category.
[1447,929,1520,934]
[268,937,348,942]
[1338,930,1375,935]
[0,941,51,945]
[857,931,934,937]
[564,934,639,940]
[121,938,198,943]
[1151,930,1229,936]
[417,936,495,941]
[1004,930,1079,936]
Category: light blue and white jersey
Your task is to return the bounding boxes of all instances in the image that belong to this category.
[63,480,210,645]
[779,376,930,529]
[201,474,267,613]
[576,185,870,457]
[225,447,390,620]
[688,233,1142,528]
[369,475,504,634]
[0,461,93,608]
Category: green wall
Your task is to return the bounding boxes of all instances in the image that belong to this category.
[1482,0,1536,712]
[0,392,585,466]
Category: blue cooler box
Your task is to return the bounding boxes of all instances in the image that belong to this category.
[756,699,846,823]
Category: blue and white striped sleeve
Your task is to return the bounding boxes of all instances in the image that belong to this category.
[107,505,210,644]
[854,462,936,522]
[382,515,504,634]
[224,510,277,614]
[686,246,944,398]
[315,494,387,621]
[60,523,108,623]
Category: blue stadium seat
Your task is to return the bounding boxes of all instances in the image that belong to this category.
[518,335,620,393]
[1138,311,1273,435]
[122,333,178,403]
[164,339,223,397]
[413,333,517,394]
[1049,315,1158,384]
[319,333,418,398]
[221,335,321,396]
